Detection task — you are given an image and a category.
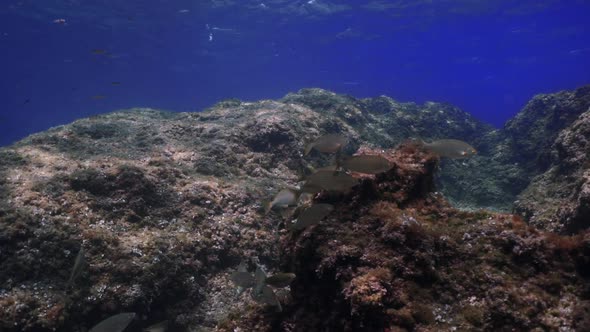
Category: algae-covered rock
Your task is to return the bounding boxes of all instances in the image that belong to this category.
[218,143,590,332]
[515,108,590,233]
[1,85,589,331]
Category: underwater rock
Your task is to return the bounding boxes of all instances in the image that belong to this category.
[503,85,590,174]
[0,86,589,331]
[515,108,590,233]
[218,143,590,332]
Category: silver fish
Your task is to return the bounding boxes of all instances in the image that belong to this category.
[251,284,282,311]
[144,320,168,332]
[230,271,256,288]
[67,246,86,287]
[341,155,392,174]
[89,313,135,332]
[305,170,358,192]
[304,134,349,156]
[421,139,477,158]
[265,273,296,288]
[254,265,267,295]
[265,188,298,214]
[291,203,334,230]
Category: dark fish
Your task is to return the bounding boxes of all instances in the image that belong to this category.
[300,181,324,195]
[236,260,248,272]
[24,99,30,104]
[265,273,296,288]
[254,265,267,296]
[143,320,168,332]
[341,155,392,174]
[304,134,349,155]
[235,262,251,295]
[420,139,477,158]
[305,170,358,192]
[89,313,135,332]
[111,82,122,86]
[229,271,255,288]
[92,95,106,100]
[91,49,108,55]
[251,285,282,311]
[68,247,85,286]
[291,203,334,230]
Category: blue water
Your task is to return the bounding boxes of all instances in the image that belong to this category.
[1,1,589,147]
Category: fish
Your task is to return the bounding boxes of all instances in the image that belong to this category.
[229,271,256,288]
[232,261,251,295]
[265,273,296,288]
[53,18,66,24]
[143,320,168,332]
[67,246,86,286]
[304,134,349,156]
[91,49,108,55]
[89,312,135,332]
[341,155,392,174]
[251,285,282,311]
[253,265,267,296]
[419,139,477,158]
[291,203,334,230]
[265,188,298,214]
[91,95,106,100]
[111,82,122,86]
[304,170,358,192]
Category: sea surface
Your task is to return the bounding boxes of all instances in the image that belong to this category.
[1,0,589,146]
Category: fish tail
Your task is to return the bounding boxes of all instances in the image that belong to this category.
[264,201,272,215]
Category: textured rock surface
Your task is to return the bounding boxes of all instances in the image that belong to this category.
[503,85,590,174]
[0,86,589,331]
[219,143,590,332]
[515,109,590,233]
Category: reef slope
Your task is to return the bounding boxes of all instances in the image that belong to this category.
[220,143,590,332]
[0,86,589,331]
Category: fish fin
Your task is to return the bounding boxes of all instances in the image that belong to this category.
[280,207,295,220]
[276,297,283,312]
[254,266,266,295]
[413,137,425,146]
[263,200,272,215]
[304,143,314,156]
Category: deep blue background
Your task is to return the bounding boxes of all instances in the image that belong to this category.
[1,1,589,146]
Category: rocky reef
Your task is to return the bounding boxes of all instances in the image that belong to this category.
[0,86,589,331]
[515,108,590,234]
[220,143,590,332]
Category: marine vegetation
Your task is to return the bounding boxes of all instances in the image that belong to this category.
[219,142,590,331]
[0,87,589,331]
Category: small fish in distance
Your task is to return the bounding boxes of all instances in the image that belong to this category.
[291,203,334,230]
[304,134,349,156]
[265,273,296,288]
[143,320,168,332]
[265,188,299,214]
[230,271,256,288]
[89,312,135,332]
[419,138,477,159]
[304,170,358,192]
[251,284,282,311]
[67,246,86,287]
[340,155,392,174]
